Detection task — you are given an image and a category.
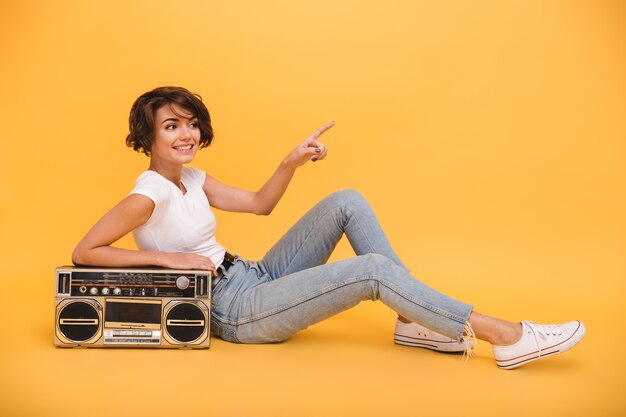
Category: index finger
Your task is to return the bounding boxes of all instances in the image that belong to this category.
[310,120,335,139]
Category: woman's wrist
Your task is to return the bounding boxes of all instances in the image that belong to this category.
[152,251,166,267]
[280,157,299,171]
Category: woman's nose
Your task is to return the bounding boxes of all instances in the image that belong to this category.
[179,125,193,139]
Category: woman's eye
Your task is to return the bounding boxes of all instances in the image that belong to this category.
[166,124,176,130]
[190,121,199,128]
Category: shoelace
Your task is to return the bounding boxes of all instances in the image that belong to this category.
[524,321,564,359]
[460,321,477,365]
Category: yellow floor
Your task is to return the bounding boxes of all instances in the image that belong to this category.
[2,276,623,417]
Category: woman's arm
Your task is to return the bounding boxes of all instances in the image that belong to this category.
[204,121,334,215]
[72,194,216,272]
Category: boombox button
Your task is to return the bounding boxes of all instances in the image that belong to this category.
[113,288,121,296]
[101,288,110,295]
[89,287,98,295]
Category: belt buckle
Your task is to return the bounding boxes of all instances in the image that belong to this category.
[224,251,236,264]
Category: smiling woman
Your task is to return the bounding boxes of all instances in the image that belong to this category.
[71,86,585,370]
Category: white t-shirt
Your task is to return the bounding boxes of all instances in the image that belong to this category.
[130,166,227,267]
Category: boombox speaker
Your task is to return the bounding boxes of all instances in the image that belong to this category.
[55,266,211,348]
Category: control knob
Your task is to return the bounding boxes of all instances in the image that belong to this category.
[176,276,190,290]
[101,287,110,295]
[113,288,122,296]
[89,287,98,295]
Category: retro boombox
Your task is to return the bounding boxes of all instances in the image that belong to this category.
[55,266,211,348]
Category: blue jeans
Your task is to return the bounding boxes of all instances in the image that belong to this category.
[210,189,473,343]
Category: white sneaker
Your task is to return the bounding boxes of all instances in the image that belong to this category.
[492,320,586,369]
[394,319,475,353]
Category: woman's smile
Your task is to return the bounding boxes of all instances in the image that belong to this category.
[172,143,195,154]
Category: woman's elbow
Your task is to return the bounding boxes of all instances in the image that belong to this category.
[255,207,273,216]
[71,246,89,266]
[250,199,274,216]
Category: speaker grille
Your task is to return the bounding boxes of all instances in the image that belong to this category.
[58,301,100,343]
[165,303,206,343]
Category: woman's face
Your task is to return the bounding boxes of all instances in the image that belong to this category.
[150,103,201,166]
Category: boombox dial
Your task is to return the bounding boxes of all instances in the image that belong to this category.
[176,275,190,290]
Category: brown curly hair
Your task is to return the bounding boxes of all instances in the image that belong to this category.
[125,86,214,156]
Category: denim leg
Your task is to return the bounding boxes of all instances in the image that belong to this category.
[221,189,473,343]
[234,253,473,343]
[258,189,408,278]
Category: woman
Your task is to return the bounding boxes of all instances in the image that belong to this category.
[73,86,585,369]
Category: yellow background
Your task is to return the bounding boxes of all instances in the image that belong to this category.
[1,0,625,416]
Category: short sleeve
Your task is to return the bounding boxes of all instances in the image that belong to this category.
[183,166,207,188]
[130,171,170,206]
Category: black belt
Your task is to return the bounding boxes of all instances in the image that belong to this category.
[219,251,236,273]
[213,252,236,288]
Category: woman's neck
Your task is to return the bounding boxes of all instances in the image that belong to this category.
[148,161,185,191]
